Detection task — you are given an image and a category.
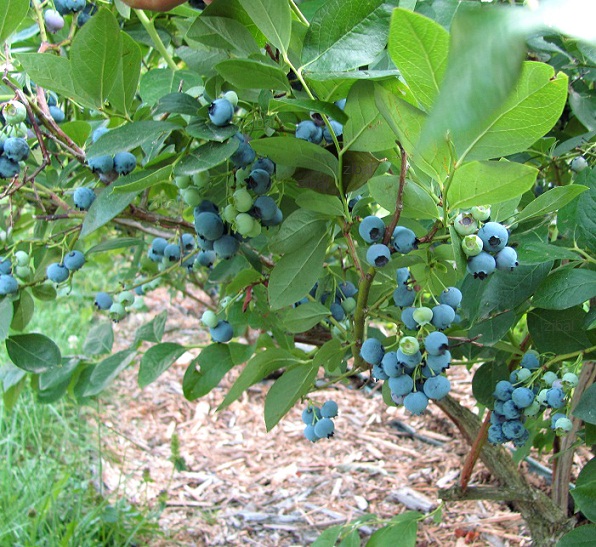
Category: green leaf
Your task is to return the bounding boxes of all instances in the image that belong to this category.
[533,269,596,310]
[87,237,143,254]
[455,62,568,162]
[108,32,142,116]
[139,343,186,388]
[515,185,589,225]
[17,54,77,104]
[134,310,168,344]
[339,530,360,547]
[155,93,200,116]
[139,69,201,105]
[557,525,596,546]
[112,166,173,193]
[269,209,329,254]
[80,177,140,239]
[527,307,594,355]
[218,348,301,410]
[312,525,342,547]
[367,512,420,547]
[70,8,122,107]
[174,139,240,175]
[0,0,29,43]
[83,322,114,355]
[237,0,291,53]
[368,175,439,219]
[251,137,338,180]
[295,191,345,218]
[419,5,527,160]
[0,297,13,342]
[264,363,318,431]
[183,342,252,401]
[571,458,596,522]
[223,269,262,297]
[301,0,397,73]
[216,58,290,91]
[388,8,449,110]
[574,385,596,426]
[60,121,92,148]
[468,310,517,346]
[268,233,329,310]
[87,121,180,157]
[447,160,537,211]
[84,349,136,397]
[6,333,62,374]
[187,15,261,56]
[283,302,330,333]
[11,289,34,331]
[343,80,397,152]
[185,119,239,142]
[472,361,510,407]
[313,338,344,371]
[39,357,80,391]
[575,169,596,253]
[271,98,348,126]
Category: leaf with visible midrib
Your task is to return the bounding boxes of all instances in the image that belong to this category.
[532,269,596,310]
[0,0,29,43]
[6,333,62,373]
[237,0,291,53]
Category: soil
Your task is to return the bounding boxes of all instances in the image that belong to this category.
[91,288,588,546]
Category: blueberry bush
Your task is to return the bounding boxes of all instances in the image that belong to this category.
[1,0,595,543]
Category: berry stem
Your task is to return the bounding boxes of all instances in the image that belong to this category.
[383,143,408,246]
[134,10,178,71]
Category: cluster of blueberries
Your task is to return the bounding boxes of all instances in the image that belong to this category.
[359,215,418,268]
[294,98,345,145]
[93,289,143,322]
[0,255,21,296]
[453,207,518,279]
[488,350,577,446]
[200,309,233,343]
[302,400,339,442]
[0,101,31,180]
[45,0,97,34]
[296,280,359,323]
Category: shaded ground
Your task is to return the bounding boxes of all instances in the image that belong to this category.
[92,289,587,546]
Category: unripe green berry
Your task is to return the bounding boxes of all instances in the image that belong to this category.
[514,368,532,383]
[399,336,420,356]
[2,100,27,125]
[109,302,126,322]
[523,400,541,417]
[554,417,573,433]
[341,296,357,314]
[220,296,232,308]
[181,187,203,207]
[246,221,262,238]
[233,188,253,213]
[235,213,255,236]
[15,265,31,279]
[192,172,209,189]
[542,371,558,386]
[461,234,483,257]
[201,310,219,328]
[175,175,191,189]
[536,388,549,405]
[570,156,588,173]
[223,204,239,223]
[223,90,238,107]
[471,206,491,222]
[412,307,433,326]
[453,212,478,236]
[117,290,135,306]
[561,372,579,387]
[14,250,29,266]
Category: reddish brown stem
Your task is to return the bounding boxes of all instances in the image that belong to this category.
[461,410,492,490]
[383,143,408,246]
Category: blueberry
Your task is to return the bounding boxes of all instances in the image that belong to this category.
[245,169,271,195]
[181,233,196,252]
[396,349,422,371]
[561,372,579,387]
[49,106,65,123]
[77,2,97,26]
[393,285,415,308]
[94,291,113,310]
[382,351,402,378]
[195,250,216,268]
[391,226,417,254]
[487,424,506,444]
[92,126,109,143]
[430,304,456,330]
[88,155,114,174]
[208,98,234,126]
[360,338,384,365]
[3,137,30,162]
[73,187,95,210]
[150,237,168,256]
[335,98,347,110]
[550,412,567,430]
[478,222,508,253]
[302,406,317,425]
[63,250,85,271]
[196,200,219,214]
[453,212,478,236]
[511,387,534,409]
[303,424,320,442]
[0,156,20,179]
[366,244,391,268]
[388,374,414,396]
[2,101,27,125]
[337,281,358,299]
[401,307,418,330]
[109,302,126,322]
[461,234,484,257]
[396,267,410,285]
[322,120,343,143]
[295,120,323,144]
[495,246,518,271]
[251,196,277,221]
[46,262,69,283]
[493,380,514,401]
[0,274,18,295]
[197,235,214,251]
[439,287,462,310]
[163,243,181,262]
[65,0,86,12]
[520,350,540,370]
[330,302,345,321]
[467,251,496,279]
[426,351,451,373]
[545,387,565,408]
[412,306,433,327]
[194,211,224,241]
[113,152,137,175]
[570,156,588,172]
[399,336,420,356]
[471,206,491,222]
[372,364,389,381]
[404,391,429,415]
[502,420,526,440]
[502,400,522,420]
[253,157,275,175]
[424,332,449,356]
[321,400,338,418]
[314,417,335,438]
[231,141,256,168]
[553,416,573,433]
[213,235,239,259]
[210,320,233,343]
[117,291,135,306]
[423,375,451,400]
[359,216,385,243]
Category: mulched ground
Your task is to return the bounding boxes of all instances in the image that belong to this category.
[90,288,586,546]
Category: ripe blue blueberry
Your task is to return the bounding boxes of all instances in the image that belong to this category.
[426,351,451,373]
[502,420,526,440]
[401,307,418,330]
[388,374,414,396]
[467,251,496,280]
[404,391,429,415]
[337,281,358,299]
[314,417,335,438]
[163,243,181,262]
[382,351,402,378]
[545,387,565,408]
[0,258,12,275]
[303,424,320,442]
[423,375,451,400]
[94,291,113,310]
[252,196,277,221]
[261,207,283,227]
[424,332,449,356]
[430,304,456,330]
[335,98,347,110]
[88,155,114,175]
[194,211,224,241]
[73,187,96,211]
[502,400,522,420]
[195,250,216,268]
[63,250,85,271]
[439,287,462,310]
[359,216,385,243]
[231,141,256,168]
[495,246,518,271]
[46,262,69,283]
[391,226,417,254]
[213,235,239,259]
[322,120,343,143]
[393,285,415,308]
[3,137,30,162]
[44,8,65,32]
[49,106,65,123]
[208,98,234,126]
[321,400,339,418]
[150,237,168,257]
[366,244,391,268]
[253,157,275,175]
[0,157,20,179]
[113,152,137,176]
[302,407,317,425]
[493,380,514,401]
[0,274,18,295]
[245,169,271,195]
[360,337,384,365]
[570,156,588,172]
[210,320,233,343]
[396,349,422,371]
[520,350,540,370]
[92,126,109,143]
[396,267,410,285]
[181,233,196,252]
[487,424,506,444]
[478,222,508,253]
[372,364,389,381]
[295,120,323,144]
[511,387,535,409]
[330,302,345,321]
